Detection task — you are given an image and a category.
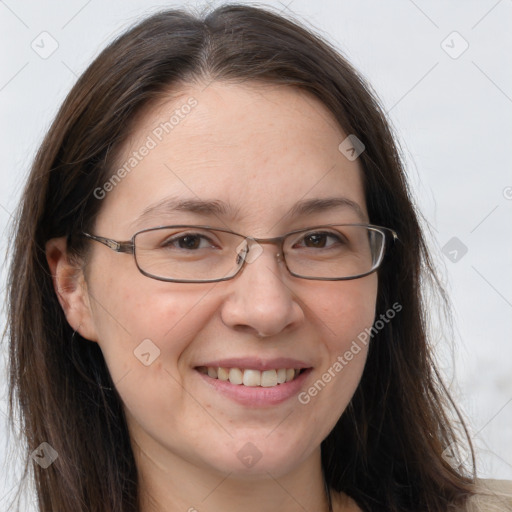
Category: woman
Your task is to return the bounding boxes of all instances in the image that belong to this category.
[6,4,512,511]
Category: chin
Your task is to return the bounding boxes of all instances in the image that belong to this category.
[197,431,317,479]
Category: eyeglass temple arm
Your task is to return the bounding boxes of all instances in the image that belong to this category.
[82,233,134,254]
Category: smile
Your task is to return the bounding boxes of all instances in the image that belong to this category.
[196,366,305,387]
[194,362,313,406]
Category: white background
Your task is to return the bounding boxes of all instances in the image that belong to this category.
[1,0,511,508]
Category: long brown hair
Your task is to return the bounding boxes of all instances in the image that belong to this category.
[6,4,476,511]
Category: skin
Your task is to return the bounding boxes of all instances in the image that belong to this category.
[47,81,374,512]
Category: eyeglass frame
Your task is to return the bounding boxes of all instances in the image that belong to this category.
[81,223,399,283]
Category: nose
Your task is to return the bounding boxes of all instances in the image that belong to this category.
[219,243,304,338]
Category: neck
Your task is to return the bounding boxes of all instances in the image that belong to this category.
[134,441,334,512]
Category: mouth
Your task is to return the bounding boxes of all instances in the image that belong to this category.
[196,366,307,387]
[194,361,313,407]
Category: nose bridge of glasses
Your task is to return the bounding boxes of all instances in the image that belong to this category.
[235,234,284,265]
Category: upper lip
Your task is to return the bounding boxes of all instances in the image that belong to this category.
[195,357,312,371]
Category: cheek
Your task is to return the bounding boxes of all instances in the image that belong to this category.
[87,258,219,385]
[297,276,377,416]
[88,279,222,436]
[309,275,378,346]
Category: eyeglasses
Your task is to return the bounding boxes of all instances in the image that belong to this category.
[82,224,398,283]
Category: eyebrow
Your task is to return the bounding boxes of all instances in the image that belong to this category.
[288,197,366,222]
[131,197,232,229]
[131,195,367,228]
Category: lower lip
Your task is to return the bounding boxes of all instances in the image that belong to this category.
[195,368,313,407]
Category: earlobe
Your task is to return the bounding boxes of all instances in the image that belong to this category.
[45,237,98,342]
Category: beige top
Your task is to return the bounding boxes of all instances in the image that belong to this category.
[334,479,512,511]
[460,479,512,511]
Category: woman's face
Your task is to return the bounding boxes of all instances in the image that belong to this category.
[80,81,377,479]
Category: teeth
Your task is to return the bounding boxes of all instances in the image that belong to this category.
[243,369,261,387]
[276,368,287,384]
[228,368,243,385]
[261,369,278,387]
[201,366,303,387]
[217,367,229,381]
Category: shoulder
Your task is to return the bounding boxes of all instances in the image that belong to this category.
[331,480,512,512]
[459,479,512,512]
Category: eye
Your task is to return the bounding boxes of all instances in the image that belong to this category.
[294,231,344,249]
[163,233,216,250]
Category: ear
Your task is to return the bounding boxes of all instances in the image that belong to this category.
[46,237,98,342]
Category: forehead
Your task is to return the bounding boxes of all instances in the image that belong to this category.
[96,81,367,235]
